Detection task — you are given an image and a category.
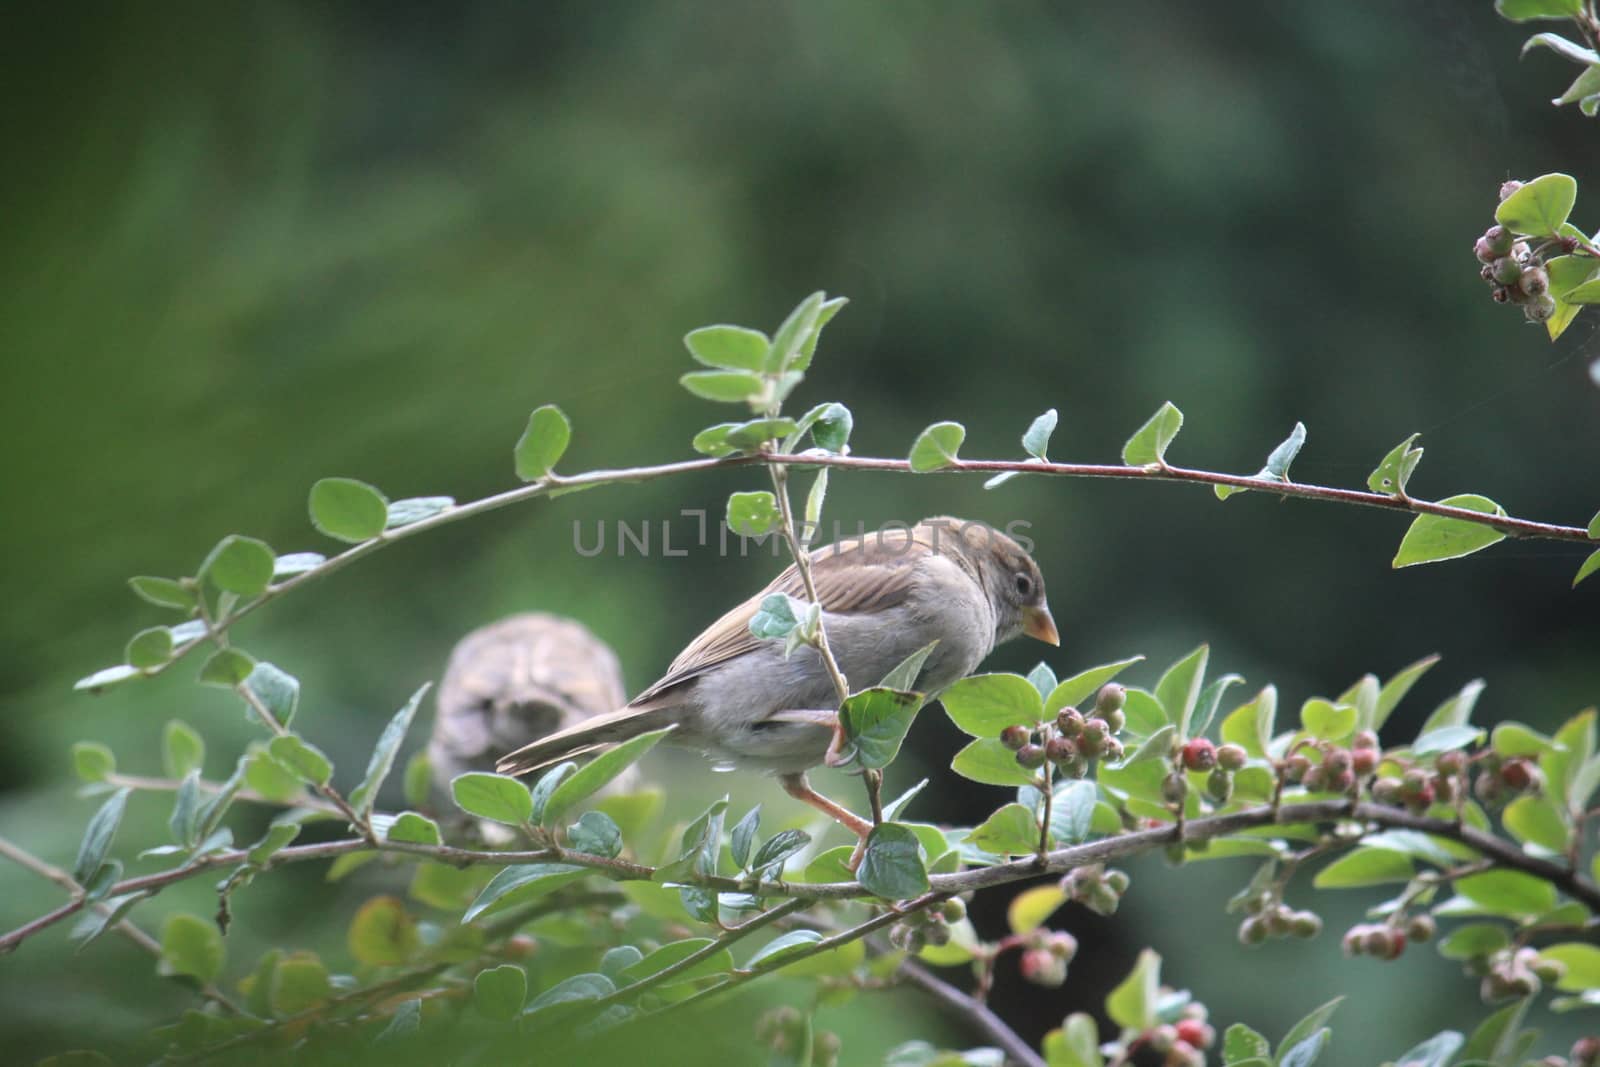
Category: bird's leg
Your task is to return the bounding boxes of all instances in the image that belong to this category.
[779,771,874,872]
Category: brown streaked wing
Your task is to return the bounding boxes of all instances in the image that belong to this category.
[627,531,937,706]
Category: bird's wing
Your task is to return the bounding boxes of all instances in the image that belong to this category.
[628,532,934,706]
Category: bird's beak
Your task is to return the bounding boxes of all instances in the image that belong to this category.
[1022,605,1060,647]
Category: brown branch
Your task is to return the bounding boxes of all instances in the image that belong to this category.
[898,957,1046,1067]
[112,447,1594,684]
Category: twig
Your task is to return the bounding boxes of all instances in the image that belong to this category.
[115,449,1596,683]
[898,957,1045,1067]
[768,461,850,704]
[0,835,242,1013]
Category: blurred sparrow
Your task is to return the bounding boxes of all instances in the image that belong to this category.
[497,517,1057,838]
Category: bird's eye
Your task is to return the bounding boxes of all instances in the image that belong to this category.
[1014,572,1033,597]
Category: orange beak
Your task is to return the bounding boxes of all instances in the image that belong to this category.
[1022,605,1060,646]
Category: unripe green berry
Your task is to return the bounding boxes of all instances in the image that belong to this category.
[1162,771,1188,804]
[1435,750,1466,775]
[1302,764,1328,792]
[1521,266,1550,296]
[1095,683,1126,714]
[1265,905,1292,938]
[1207,767,1233,803]
[1526,294,1559,323]
[1532,956,1567,984]
[1046,930,1079,961]
[1370,777,1403,805]
[1484,224,1515,255]
[1405,913,1436,943]
[1216,743,1248,771]
[1000,724,1031,751]
[1087,885,1121,915]
[941,898,966,923]
[1079,719,1109,756]
[1290,911,1322,939]
[923,921,951,947]
[1401,768,1430,796]
[1019,947,1067,987]
[1055,708,1085,736]
[1492,256,1522,284]
[1239,915,1268,946]
[1103,869,1130,895]
[1100,708,1126,734]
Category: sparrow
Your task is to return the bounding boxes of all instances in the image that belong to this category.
[429,613,630,805]
[496,517,1057,838]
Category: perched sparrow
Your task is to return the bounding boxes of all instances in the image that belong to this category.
[431,613,630,804]
[497,517,1057,837]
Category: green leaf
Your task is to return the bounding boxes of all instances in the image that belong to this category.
[942,673,1045,736]
[566,811,622,858]
[1008,885,1068,936]
[1022,409,1058,461]
[543,728,670,826]
[1542,254,1600,341]
[746,929,825,971]
[1225,1024,1271,1064]
[1498,0,1585,21]
[1216,422,1307,500]
[247,821,302,865]
[1191,674,1244,738]
[1221,686,1277,758]
[1043,656,1145,718]
[168,770,202,846]
[908,421,966,472]
[857,823,929,899]
[528,761,578,824]
[1392,495,1508,568]
[748,592,804,641]
[308,477,389,543]
[881,641,940,692]
[245,746,300,802]
[385,496,453,528]
[1050,780,1099,844]
[1155,644,1209,737]
[272,552,325,577]
[726,491,782,538]
[1455,869,1557,917]
[1491,721,1558,758]
[1122,401,1183,466]
[1106,948,1160,1031]
[162,720,205,779]
[1496,173,1578,236]
[951,737,1039,786]
[452,772,533,826]
[1503,794,1570,851]
[1300,699,1356,742]
[463,863,588,923]
[1575,549,1600,588]
[1277,1031,1329,1067]
[72,741,115,783]
[244,662,300,726]
[1460,998,1531,1063]
[729,805,761,870]
[722,417,799,451]
[1438,923,1510,960]
[620,938,735,986]
[198,648,256,688]
[199,535,276,597]
[270,952,331,1015]
[133,644,186,694]
[1375,654,1440,730]
[1121,724,1177,766]
[691,422,742,457]
[680,369,764,403]
[1360,829,1477,867]
[512,404,573,481]
[347,896,419,966]
[1043,1013,1105,1067]
[403,752,431,810]
[839,687,923,769]
[73,787,131,885]
[384,811,442,846]
[348,683,431,817]
[795,296,847,371]
[769,291,826,372]
[1540,943,1600,990]
[685,324,770,371]
[1026,662,1058,700]
[73,664,142,693]
[750,829,811,876]
[1312,847,1413,888]
[1367,433,1424,496]
[967,803,1040,855]
[473,964,528,1021]
[1412,724,1484,756]
[1522,33,1599,66]
[791,401,853,454]
[1277,998,1342,1064]
[159,913,224,984]
[128,576,197,611]
[267,735,332,787]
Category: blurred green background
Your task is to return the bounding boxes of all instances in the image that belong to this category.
[4,1,1599,1062]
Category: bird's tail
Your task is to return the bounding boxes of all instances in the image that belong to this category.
[494,702,678,778]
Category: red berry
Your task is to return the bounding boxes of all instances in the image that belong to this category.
[1000,725,1031,751]
[1015,743,1046,769]
[1181,738,1217,772]
[1353,729,1379,750]
[1284,753,1311,782]
[1351,749,1378,776]
[1045,735,1078,764]
[1501,759,1534,791]
[1175,1019,1214,1050]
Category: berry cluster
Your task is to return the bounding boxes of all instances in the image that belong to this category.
[1341,914,1433,962]
[1473,180,1577,325]
[1281,730,1380,795]
[1111,1003,1215,1067]
[1236,894,1322,947]
[1364,748,1540,813]
[1450,941,1567,1003]
[1470,752,1544,808]
[1017,929,1079,988]
[1002,683,1127,777]
[755,1007,840,1067]
[1060,863,1131,916]
[1168,738,1248,806]
[886,898,965,953]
